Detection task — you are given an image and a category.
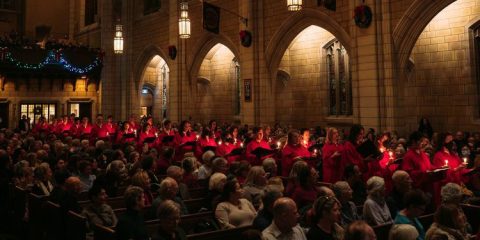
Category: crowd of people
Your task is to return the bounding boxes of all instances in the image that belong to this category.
[1,113,480,240]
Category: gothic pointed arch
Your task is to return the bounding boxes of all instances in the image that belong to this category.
[265,8,352,77]
[133,44,170,92]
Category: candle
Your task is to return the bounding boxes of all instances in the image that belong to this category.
[155,133,158,137]
[196,134,200,140]
[314,149,317,154]
[388,151,393,159]
[463,157,468,164]
[234,139,237,144]
[240,143,244,148]
[303,140,307,146]
[445,159,449,166]
[277,141,281,148]
[106,132,109,136]
[218,141,222,145]
[134,130,137,135]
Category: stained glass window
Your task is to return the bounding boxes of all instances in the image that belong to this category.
[325,40,352,115]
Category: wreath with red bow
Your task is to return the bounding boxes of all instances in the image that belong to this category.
[239,30,252,48]
[354,5,372,28]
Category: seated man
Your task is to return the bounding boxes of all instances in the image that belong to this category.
[262,197,307,240]
[166,166,190,200]
[386,170,413,218]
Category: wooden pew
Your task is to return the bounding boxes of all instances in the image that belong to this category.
[93,223,115,240]
[184,198,207,213]
[186,225,254,240]
[78,196,125,209]
[67,210,87,240]
[372,222,392,240]
[45,201,64,240]
[189,187,208,199]
[27,193,47,239]
[12,186,27,222]
[461,204,480,233]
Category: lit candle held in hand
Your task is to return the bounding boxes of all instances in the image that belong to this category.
[463,157,468,164]
[445,159,449,167]
[277,141,281,148]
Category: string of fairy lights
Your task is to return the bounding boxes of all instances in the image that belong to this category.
[2,50,102,74]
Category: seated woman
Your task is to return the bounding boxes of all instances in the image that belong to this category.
[307,196,344,240]
[208,172,227,210]
[116,186,149,240]
[243,166,268,210]
[152,200,187,240]
[332,181,361,227]
[291,162,319,210]
[31,162,54,196]
[12,160,33,190]
[363,176,393,226]
[394,190,428,240]
[425,204,468,240]
[82,184,117,229]
[215,178,257,229]
[130,170,153,206]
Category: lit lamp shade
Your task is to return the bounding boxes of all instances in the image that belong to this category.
[178,2,190,38]
[287,0,302,11]
[113,25,124,54]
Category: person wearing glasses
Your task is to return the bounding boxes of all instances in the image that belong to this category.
[307,196,344,240]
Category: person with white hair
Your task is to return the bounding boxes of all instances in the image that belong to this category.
[198,150,215,180]
[363,176,393,226]
[387,170,413,218]
[333,181,361,226]
[389,224,419,240]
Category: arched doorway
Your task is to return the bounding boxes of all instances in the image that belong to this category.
[275,25,351,127]
[196,43,241,123]
[139,55,169,119]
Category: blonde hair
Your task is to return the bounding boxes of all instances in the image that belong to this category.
[131,170,149,188]
[325,127,338,144]
[245,166,266,186]
[388,224,418,240]
[209,172,227,191]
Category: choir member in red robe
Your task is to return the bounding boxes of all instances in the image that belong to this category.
[263,125,273,143]
[432,133,468,204]
[300,128,314,149]
[281,130,311,177]
[138,124,157,151]
[116,121,136,144]
[104,115,117,141]
[77,117,93,140]
[195,127,218,159]
[174,120,197,162]
[322,127,345,183]
[245,127,274,166]
[56,115,72,137]
[49,118,59,134]
[208,120,221,140]
[401,131,435,192]
[33,116,50,137]
[216,132,242,164]
[70,117,82,138]
[91,114,109,142]
[128,114,140,132]
[343,124,369,176]
[157,119,176,149]
[145,116,157,132]
[229,126,242,148]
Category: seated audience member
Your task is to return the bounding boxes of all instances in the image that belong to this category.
[266,176,285,193]
[97,160,129,197]
[425,204,468,240]
[152,177,188,215]
[253,189,283,231]
[307,196,344,240]
[141,155,160,187]
[344,164,367,205]
[131,170,153,206]
[262,197,307,240]
[77,160,96,192]
[208,172,227,210]
[152,200,187,240]
[389,224,419,240]
[82,184,117,228]
[167,166,190,200]
[333,181,361,226]
[211,157,229,175]
[243,166,268,210]
[363,176,393,226]
[32,162,54,196]
[440,183,471,234]
[344,220,376,240]
[291,163,319,210]
[235,160,252,185]
[394,190,428,240]
[215,178,257,229]
[12,160,33,189]
[181,156,199,188]
[387,170,413,218]
[50,176,83,214]
[116,186,149,240]
[197,150,215,180]
[262,158,278,178]
[285,160,309,196]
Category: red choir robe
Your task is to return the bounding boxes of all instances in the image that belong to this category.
[104,122,117,136]
[138,129,157,150]
[77,123,93,139]
[401,148,434,191]
[70,123,82,138]
[343,141,368,176]
[281,144,311,177]
[57,121,72,137]
[174,132,197,162]
[216,143,241,164]
[116,129,136,144]
[322,143,345,183]
[246,139,273,166]
[91,124,109,141]
[432,150,469,205]
[33,122,50,136]
[378,151,399,194]
[157,129,176,150]
[195,137,218,159]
